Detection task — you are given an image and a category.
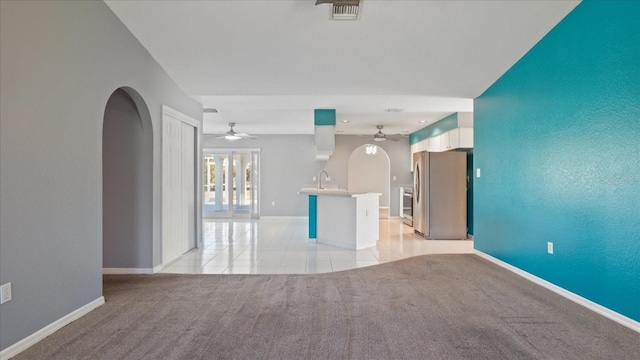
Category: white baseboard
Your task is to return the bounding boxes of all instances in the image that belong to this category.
[102,268,154,275]
[153,264,164,273]
[474,250,640,333]
[0,297,105,360]
[259,216,307,219]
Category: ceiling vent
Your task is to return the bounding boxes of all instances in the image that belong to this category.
[315,0,360,20]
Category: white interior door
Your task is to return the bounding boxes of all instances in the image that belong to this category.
[181,122,195,254]
[162,107,198,265]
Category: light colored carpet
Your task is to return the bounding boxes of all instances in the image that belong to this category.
[13,255,640,359]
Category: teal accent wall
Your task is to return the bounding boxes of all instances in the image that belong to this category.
[409,112,457,144]
[474,0,640,321]
[314,109,336,126]
[308,195,317,238]
[466,151,473,236]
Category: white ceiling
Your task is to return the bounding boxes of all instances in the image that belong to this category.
[105,0,579,136]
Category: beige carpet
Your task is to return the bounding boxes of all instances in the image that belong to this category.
[13,255,640,359]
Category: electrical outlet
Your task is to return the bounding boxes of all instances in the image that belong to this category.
[271,201,275,207]
[547,242,554,254]
[0,283,12,304]
[313,176,316,181]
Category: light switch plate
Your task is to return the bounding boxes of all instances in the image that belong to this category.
[476,168,481,178]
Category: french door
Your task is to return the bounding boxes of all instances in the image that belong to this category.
[203,149,260,219]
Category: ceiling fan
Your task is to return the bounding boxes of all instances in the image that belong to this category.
[216,123,257,141]
[367,125,405,142]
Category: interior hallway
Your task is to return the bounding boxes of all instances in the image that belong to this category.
[160,218,473,275]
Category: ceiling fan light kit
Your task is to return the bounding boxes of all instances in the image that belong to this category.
[363,125,404,142]
[374,124,387,141]
[217,122,257,141]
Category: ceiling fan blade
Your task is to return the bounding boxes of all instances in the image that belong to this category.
[235,133,257,138]
[386,134,407,141]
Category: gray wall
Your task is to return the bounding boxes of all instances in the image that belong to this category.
[204,135,323,216]
[103,89,153,268]
[0,1,201,351]
[203,134,412,217]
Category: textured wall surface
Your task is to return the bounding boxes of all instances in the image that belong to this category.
[474,1,640,321]
[0,1,201,351]
[466,151,473,235]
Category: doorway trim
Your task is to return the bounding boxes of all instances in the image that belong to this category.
[203,147,261,219]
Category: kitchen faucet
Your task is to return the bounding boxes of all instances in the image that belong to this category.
[318,170,329,189]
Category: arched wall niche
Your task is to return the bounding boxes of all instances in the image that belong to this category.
[102,87,154,269]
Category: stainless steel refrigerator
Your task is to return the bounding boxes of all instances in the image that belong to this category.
[413,151,467,239]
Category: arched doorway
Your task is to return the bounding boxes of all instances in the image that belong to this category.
[102,87,153,271]
[347,144,391,218]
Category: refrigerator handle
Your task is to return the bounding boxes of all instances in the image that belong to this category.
[414,162,420,203]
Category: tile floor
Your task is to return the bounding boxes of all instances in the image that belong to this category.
[160,217,474,275]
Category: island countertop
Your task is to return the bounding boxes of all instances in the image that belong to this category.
[298,187,381,197]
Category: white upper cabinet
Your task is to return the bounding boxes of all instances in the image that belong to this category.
[412,128,474,154]
[437,128,473,151]
[426,135,438,152]
[410,113,474,158]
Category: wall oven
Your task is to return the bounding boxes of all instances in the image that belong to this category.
[401,186,413,227]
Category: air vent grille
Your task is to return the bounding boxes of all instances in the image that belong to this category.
[332,4,359,20]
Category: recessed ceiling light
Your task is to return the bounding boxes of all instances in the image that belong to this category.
[203,108,219,113]
[419,120,427,123]
[341,120,350,123]
[385,109,404,113]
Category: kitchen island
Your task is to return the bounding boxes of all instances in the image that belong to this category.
[298,188,380,250]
